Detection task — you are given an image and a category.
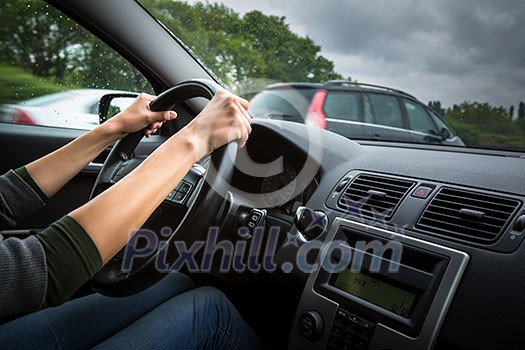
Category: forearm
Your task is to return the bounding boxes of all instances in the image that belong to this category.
[25,120,124,199]
[70,125,202,263]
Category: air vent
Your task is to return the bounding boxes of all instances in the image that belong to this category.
[416,187,521,244]
[338,174,415,220]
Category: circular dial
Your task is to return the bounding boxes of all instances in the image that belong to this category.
[262,162,297,207]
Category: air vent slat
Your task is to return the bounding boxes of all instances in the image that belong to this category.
[437,193,518,210]
[424,209,506,227]
[439,188,518,206]
[357,208,393,218]
[340,197,398,211]
[341,192,400,205]
[416,187,521,245]
[417,222,496,242]
[342,186,402,197]
[357,176,414,188]
[352,180,411,194]
[430,199,514,218]
[419,216,501,235]
[341,189,408,198]
[337,174,415,220]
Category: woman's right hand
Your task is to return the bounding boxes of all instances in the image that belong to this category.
[182,89,252,160]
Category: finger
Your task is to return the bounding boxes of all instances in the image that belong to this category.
[238,109,252,135]
[149,121,163,130]
[144,120,161,134]
[147,110,173,124]
[143,124,161,137]
[166,111,177,121]
[142,92,157,101]
[144,127,155,137]
[239,97,250,110]
[238,123,249,148]
[235,100,253,132]
[236,110,251,148]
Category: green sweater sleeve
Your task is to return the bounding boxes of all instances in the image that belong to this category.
[14,167,48,203]
[36,216,102,307]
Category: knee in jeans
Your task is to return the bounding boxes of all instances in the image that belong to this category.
[195,286,229,307]
[165,272,194,291]
[194,287,235,324]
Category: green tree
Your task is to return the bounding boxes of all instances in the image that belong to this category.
[1,0,342,96]
[509,105,514,119]
[0,0,84,82]
[140,0,342,85]
[0,0,152,95]
[428,101,443,116]
[445,101,525,148]
[240,11,341,83]
[519,101,525,120]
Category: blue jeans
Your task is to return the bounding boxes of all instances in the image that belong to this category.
[0,273,264,349]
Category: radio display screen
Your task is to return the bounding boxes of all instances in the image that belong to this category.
[332,269,416,318]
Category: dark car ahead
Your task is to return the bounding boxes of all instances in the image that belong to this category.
[249,81,464,146]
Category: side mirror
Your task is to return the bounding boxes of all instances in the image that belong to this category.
[98,93,138,124]
[439,127,451,140]
[423,134,444,144]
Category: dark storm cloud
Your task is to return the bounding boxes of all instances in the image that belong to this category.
[187,0,525,106]
[295,0,525,77]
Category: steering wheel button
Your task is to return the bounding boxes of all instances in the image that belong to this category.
[173,192,185,203]
[180,183,192,194]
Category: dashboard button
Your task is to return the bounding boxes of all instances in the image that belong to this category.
[294,206,328,241]
[412,186,433,199]
[514,215,525,233]
[298,311,324,342]
[337,309,349,318]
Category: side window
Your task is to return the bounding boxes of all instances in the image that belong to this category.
[0,0,152,130]
[403,99,437,134]
[365,94,404,128]
[323,92,359,121]
[249,88,314,122]
[363,95,375,123]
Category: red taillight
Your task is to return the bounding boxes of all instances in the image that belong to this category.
[306,90,327,129]
[13,109,36,125]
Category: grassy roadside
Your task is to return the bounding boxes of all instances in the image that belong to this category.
[0,64,74,104]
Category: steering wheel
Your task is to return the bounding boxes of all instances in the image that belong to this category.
[89,79,236,296]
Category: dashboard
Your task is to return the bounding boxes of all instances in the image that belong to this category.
[230,119,525,350]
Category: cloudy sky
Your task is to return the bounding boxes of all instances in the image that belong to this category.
[186,0,525,110]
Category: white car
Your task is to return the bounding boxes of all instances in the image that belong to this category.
[0,89,133,130]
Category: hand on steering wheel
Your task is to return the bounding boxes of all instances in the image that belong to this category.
[106,93,178,138]
[184,90,252,156]
[89,79,246,296]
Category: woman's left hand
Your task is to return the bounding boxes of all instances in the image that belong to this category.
[108,93,177,138]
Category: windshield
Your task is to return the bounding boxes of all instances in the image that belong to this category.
[139,0,525,151]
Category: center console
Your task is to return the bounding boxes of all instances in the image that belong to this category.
[288,218,469,350]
